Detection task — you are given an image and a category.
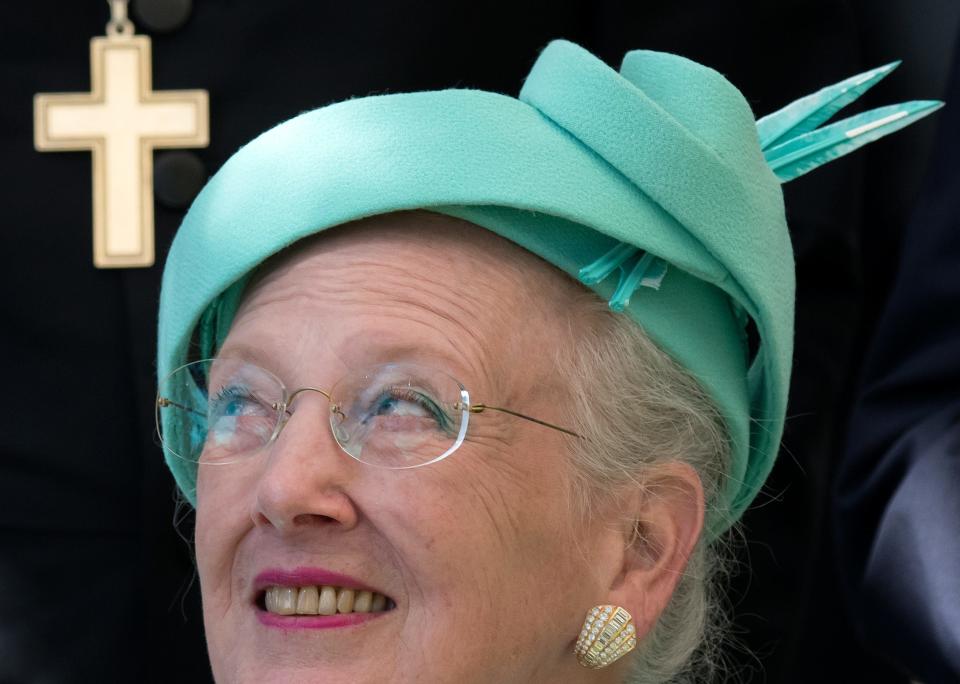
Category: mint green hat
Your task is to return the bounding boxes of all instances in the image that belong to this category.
[157,39,940,538]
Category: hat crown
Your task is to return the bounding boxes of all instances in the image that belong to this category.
[618,49,768,174]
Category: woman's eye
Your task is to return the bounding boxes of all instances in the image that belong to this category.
[374,392,431,417]
[365,387,450,430]
[222,397,247,416]
[210,386,270,418]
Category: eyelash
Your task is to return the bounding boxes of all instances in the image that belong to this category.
[374,387,453,431]
[213,385,247,403]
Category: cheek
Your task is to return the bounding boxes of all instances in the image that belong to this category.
[378,439,599,678]
[195,467,229,558]
[194,465,257,607]
[384,440,588,630]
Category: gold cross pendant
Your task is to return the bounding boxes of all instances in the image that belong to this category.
[33,4,208,268]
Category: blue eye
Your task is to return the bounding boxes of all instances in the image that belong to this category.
[210,385,269,418]
[366,387,452,432]
[205,384,277,452]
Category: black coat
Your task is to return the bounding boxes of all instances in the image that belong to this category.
[836,41,960,684]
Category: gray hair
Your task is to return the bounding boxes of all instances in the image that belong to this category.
[555,297,735,684]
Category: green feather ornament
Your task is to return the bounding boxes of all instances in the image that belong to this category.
[756,62,943,183]
[756,61,901,149]
[764,100,943,182]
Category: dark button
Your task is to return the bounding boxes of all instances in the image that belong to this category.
[154,151,206,210]
[132,0,192,33]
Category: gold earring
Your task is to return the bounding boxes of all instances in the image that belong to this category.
[575,605,637,668]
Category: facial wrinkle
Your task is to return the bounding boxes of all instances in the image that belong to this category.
[320,261,509,394]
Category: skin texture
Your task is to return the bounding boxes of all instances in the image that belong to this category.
[195,210,704,684]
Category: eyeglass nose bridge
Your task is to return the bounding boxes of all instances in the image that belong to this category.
[271,386,347,433]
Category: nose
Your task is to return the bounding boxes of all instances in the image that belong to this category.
[250,393,359,534]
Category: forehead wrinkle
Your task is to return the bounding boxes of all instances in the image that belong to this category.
[326,240,547,369]
[235,212,579,406]
[232,256,510,398]
[322,267,506,396]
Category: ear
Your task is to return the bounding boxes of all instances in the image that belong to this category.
[604,461,705,638]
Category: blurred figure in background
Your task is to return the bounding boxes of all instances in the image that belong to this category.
[837,24,960,683]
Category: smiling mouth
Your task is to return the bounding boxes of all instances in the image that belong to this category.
[258,585,396,616]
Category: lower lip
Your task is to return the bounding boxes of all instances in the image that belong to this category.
[256,609,388,630]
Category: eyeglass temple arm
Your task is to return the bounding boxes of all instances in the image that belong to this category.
[157,396,205,418]
[468,403,582,439]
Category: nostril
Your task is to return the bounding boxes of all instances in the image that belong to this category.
[292,512,339,527]
[251,461,361,532]
[252,511,273,528]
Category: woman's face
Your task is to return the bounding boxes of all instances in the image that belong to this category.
[195,212,626,683]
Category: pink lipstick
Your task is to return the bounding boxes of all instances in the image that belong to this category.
[253,567,394,630]
[253,567,384,595]
[256,611,385,630]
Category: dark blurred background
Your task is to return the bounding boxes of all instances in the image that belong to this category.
[1,1,957,682]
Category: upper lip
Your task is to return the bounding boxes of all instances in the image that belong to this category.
[252,566,388,599]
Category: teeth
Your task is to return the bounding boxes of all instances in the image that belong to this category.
[353,591,372,613]
[276,587,297,615]
[265,586,278,613]
[336,589,355,613]
[262,585,393,616]
[296,585,319,614]
[318,586,338,615]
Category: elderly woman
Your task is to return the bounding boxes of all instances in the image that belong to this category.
[156,40,937,683]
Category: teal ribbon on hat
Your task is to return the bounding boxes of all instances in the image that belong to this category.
[577,242,668,311]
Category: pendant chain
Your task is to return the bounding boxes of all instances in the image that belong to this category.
[106,0,134,37]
